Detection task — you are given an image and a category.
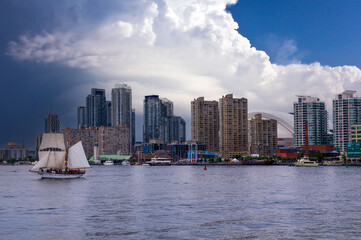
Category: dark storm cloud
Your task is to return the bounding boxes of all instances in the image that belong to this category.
[0,0,117,148]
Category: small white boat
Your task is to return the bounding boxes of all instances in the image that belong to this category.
[294,156,318,167]
[142,163,150,166]
[103,160,114,166]
[121,160,130,166]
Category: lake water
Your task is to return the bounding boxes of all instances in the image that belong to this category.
[1,165,361,239]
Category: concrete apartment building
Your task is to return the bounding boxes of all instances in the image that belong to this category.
[62,126,129,158]
[219,94,248,158]
[0,142,28,161]
[249,114,277,155]
[333,90,361,152]
[191,97,219,153]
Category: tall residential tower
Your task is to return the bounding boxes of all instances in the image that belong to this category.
[86,88,107,127]
[191,97,219,153]
[333,91,361,152]
[294,95,328,147]
[219,94,248,158]
[111,84,133,150]
[249,114,277,155]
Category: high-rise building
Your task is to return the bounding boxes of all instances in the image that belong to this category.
[111,84,133,150]
[191,97,219,153]
[219,94,248,158]
[131,109,136,151]
[106,101,112,127]
[249,114,277,155]
[143,96,184,144]
[77,106,86,129]
[86,88,107,127]
[45,113,60,133]
[294,95,328,147]
[333,90,361,152]
[170,116,186,144]
[144,95,162,143]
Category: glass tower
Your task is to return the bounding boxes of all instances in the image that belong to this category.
[86,88,107,127]
[333,91,361,152]
[294,95,328,148]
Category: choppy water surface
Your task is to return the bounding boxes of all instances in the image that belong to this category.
[1,165,361,239]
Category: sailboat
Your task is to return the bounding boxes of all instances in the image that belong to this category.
[30,131,90,179]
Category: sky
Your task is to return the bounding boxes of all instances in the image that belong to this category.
[1,0,361,149]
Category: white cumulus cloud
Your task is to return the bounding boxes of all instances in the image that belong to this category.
[6,0,361,126]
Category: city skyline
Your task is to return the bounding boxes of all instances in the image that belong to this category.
[1,0,361,148]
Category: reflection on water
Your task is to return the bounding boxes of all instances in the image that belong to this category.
[1,165,361,239]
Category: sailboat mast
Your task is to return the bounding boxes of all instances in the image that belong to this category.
[65,128,69,170]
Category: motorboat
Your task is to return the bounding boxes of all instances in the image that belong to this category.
[103,160,114,166]
[294,156,318,167]
[121,160,130,166]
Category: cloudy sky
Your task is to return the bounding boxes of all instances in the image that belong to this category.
[1,0,361,148]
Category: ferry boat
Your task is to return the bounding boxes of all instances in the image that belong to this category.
[148,157,172,166]
[294,156,318,167]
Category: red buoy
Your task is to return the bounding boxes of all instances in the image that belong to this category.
[204,164,207,170]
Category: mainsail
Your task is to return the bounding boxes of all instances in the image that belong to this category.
[68,141,91,169]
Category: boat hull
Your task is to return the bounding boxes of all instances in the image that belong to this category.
[39,172,85,179]
[294,162,318,167]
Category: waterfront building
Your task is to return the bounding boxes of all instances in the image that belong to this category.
[166,142,207,161]
[45,113,60,133]
[191,97,219,153]
[333,91,361,152]
[0,142,28,161]
[62,126,129,157]
[347,124,361,160]
[294,95,328,148]
[86,88,107,127]
[77,106,86,129]
[249,114,277,155]
[219,94,248,158]
[142,139,167,154]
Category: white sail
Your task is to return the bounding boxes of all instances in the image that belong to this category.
[68,141,91,169]
[31,150,50,172]
[47,151,66,169]
[39,133,66,151]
